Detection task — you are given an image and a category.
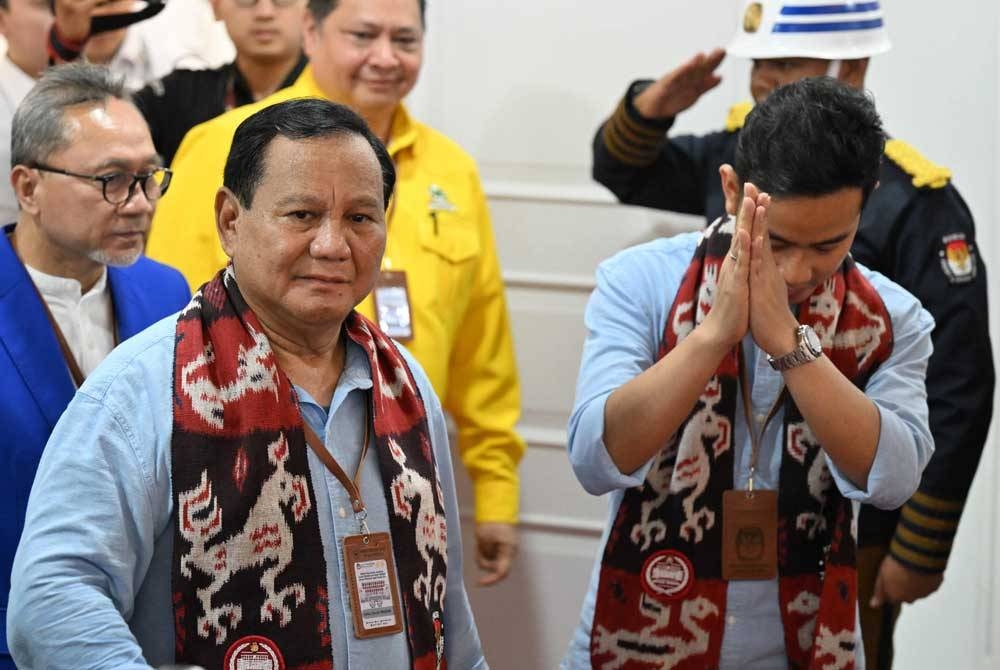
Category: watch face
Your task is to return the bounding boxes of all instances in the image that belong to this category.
[803,326,822,356]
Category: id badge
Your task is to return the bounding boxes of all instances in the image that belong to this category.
[344,532,405,638]
[722,489,778,581]
[372,270,414,342]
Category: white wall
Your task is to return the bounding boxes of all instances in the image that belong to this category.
[405,1,1000,669]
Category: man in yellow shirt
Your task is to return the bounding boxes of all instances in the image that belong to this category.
[147,0,525,585]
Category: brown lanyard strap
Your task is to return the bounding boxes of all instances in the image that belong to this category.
[31,277,120,389]
[301,395,372,515]
[737,346,788,492]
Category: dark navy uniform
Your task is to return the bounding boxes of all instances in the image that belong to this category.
[593,81,995,667]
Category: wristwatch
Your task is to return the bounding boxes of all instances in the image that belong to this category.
[767,325,823,371]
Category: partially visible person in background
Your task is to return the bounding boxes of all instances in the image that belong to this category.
[591,3,994,665]
[0,0,53,223]
[48,0,235,91]
[0,62,189,670]
[134,0,307,164]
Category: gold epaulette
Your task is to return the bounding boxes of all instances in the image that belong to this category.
[724,101,753,132]
[884,139,952,189]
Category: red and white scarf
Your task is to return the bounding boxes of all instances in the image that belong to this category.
[591,219,894,669]
[170,267,448,669]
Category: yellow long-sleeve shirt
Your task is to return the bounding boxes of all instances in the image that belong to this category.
[147,67,525,523]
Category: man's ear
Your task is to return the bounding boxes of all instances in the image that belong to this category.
[837,58,869,89]
[11,166,41,216]
[719,164,741,216]
[215,187,241,258]
[302,11,319,58]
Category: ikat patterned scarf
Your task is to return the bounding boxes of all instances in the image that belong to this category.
[170,267,448,670]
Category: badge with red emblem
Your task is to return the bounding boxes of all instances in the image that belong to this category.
[641,549,694,601]
[940,232,977,284]
[224,635,285,670]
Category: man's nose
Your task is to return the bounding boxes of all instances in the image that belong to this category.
[778,250,812,287]
[369,36,399,67]
[253,0,278,18]
[310,220,351,259]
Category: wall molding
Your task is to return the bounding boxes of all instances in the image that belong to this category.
[460,509,605,538]
[483,178,616,206]
[503,270,596,292]
[517,424,568,450]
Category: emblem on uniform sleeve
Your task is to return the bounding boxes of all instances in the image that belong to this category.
[224,635,285,670]
[939,232,977,284]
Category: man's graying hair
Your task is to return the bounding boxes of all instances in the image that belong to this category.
[11,62,129,169]
[307,0,426,25]
[735,76,885,206]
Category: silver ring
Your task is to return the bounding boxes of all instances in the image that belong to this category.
[729,253,738,261]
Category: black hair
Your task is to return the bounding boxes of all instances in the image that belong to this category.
[734,77,884,205]
[223,97,395,209]
[307,0,426,26]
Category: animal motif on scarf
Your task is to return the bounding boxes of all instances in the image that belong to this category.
[177,434,311,643]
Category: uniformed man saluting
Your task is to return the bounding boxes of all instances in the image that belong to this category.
[591,2,994,668]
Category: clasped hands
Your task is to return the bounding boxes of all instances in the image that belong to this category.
[702,182,801,359]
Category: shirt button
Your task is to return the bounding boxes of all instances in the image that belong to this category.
[727,615,737,626]
[755,413,766,425]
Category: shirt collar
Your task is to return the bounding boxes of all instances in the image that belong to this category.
[24,264,109,303]
[0,56,38,105]
[293,335,374,415]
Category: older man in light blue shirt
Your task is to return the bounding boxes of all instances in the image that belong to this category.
[8,97,486,669]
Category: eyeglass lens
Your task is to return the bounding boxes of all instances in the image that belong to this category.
[104,170,170,204]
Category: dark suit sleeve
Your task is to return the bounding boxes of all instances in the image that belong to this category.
[591,82,731,218]
[885,186,995,573]
[133,78,170,160]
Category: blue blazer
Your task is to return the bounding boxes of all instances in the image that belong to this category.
[0,228,190,663]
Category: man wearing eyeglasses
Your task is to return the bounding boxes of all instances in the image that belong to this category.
[0,62,189,670]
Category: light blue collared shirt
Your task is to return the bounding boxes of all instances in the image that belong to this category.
[7,313,487,670]
[562,232,935,670]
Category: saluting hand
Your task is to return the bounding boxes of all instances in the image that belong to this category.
[634,49,726,120]
[53,0,104,43]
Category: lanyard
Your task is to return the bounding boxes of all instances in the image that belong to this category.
[737,346,788,493]
[301,394,373,537]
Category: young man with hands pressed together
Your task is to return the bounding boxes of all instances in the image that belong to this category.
[564,77,934,670]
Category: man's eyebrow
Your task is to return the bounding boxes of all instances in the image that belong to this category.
[274,194,326,209]
[770,231,851,247]
[91,154,164,171]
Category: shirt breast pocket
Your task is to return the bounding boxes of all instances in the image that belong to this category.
[417,209,481,313]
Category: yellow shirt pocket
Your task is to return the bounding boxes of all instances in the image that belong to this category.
[416,209,481,316]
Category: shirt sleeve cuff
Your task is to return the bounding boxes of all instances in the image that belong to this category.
[472,476,520,525]
[825,405,921,510]
[568,391,654,495]
[889,490,963,573]
[600,81,674,167]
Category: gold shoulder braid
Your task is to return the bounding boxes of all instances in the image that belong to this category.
[884,139,952,189]
[725,101,753,132]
